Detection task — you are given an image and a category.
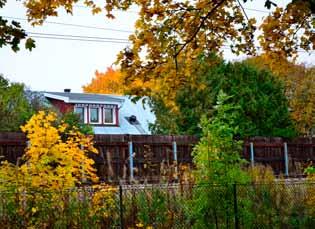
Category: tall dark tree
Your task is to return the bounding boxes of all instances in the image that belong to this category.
[150,55,296,138]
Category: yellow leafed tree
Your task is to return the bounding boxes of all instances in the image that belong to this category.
[0,111,120,227]
[21,0,315,107]
[83,67,124,95]
[0,111,99,191]
[21,111,99,190]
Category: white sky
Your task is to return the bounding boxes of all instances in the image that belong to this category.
[0,0,314,92]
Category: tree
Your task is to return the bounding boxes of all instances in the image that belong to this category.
[245,54,315,136]
[82,67,124,95]
[20,0,315,102]
[193,91,249,184]
[0,111,98,191]
[150,55,296,138]
[290,68,315,135]
[19,111,98,190]
[191,92,250,228]
[0,74,33,131]
[0,111,119,228]
[0,0,35,51]
[61,111,94,135]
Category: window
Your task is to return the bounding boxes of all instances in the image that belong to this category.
[104,108,114,124]
[74,107,85,123]
[90,107,99,123]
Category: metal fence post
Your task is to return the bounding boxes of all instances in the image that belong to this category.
[172,141,178,161]
[172,141,178,180]
[119,185,124,229]
[233,183,239,229]
[128,141,134,180]
[250,142,255,167]
[284,142,289,177]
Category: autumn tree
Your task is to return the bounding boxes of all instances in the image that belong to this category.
[0,111,98,191]
[0,0,35,51]
[0,111,119,228]
[19,0,315,104]
[83,67,124,95]
[150,55,296,138]
[245,54,315,136]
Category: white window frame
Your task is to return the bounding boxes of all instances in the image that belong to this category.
[103,107,116,125]
[74,107,86,123]
[89,107,102,124]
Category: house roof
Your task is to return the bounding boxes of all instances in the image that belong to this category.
[93,96,155,135]
[43,91,155,135]
[44,92,124,104]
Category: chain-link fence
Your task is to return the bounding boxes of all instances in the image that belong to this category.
[1,182,315,228]
[119,182,315,228]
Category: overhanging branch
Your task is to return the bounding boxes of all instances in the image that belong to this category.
[174,0,226,58]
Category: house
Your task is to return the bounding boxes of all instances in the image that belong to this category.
[43,90,155,135]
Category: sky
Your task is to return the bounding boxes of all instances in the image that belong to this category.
[1,0,314,92]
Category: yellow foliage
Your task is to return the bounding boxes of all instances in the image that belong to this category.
[259,2,313,60]
[0,111,120,227]
[18,111,99,190]
[0,160,22,190]
[90,184,118,220]
[22,0,315,114]
[0,111,99,192]
[247,164,276,184]
[246,54,315,135]
[304,170,315,215]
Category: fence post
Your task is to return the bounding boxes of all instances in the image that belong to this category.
[119,185,124,229]
[172,141,178,180]
[233,183,239,229]
[172,141,178,162]
[250,142,255,167]
[284,142,289,177]
[128,141,134,181]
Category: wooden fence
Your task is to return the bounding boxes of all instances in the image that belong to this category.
[1,133,315,182]
[0,133,197,183]
[243,137,315,177]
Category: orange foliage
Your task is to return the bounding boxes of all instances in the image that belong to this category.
[245,54,315,136]
[83,67,124,95]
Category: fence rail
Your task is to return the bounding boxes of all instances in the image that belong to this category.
[2,133,315,181]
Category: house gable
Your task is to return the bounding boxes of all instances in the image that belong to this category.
[47,98,74,113]
[43,91,155,135]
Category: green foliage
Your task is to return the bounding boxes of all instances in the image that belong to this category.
[135,189,168,227]
[0,75,33,131]
[191,91,251,228]
[193,91,249,184]
[61,112,94,135]
[151,55,296,138]
[148,98,181,134]
[122,187,191,228]
[0,0,35,52]
[304,165,315,175]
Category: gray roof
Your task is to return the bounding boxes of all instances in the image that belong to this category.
[44,91,124,104]
[93,96,155,135]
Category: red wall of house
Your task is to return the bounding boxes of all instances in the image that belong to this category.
[48,99,74,114]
